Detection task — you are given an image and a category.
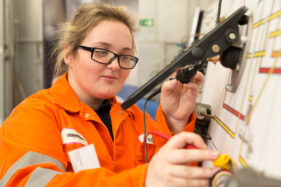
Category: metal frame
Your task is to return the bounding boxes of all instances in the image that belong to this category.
[227,14,253,92]
[122,6,249,109]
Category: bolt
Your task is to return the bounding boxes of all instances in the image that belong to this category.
[212,44,220,53]
[229,33,236,40]
[191,47,203,58]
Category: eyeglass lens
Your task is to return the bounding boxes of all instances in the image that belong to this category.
[92,48,136,69]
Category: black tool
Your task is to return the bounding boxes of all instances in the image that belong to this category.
[121,6,249,110]
[143,63,202,101]
[176,63,202,84]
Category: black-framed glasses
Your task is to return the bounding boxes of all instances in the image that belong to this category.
[79,45,138,69]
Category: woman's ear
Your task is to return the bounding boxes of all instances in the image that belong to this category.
[64,48,74,67]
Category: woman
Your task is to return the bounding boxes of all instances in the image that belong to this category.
[0,2,219,186]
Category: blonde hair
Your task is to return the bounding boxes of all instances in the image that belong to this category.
[52,2,137,76]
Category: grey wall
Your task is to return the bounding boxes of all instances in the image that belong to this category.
[13,0,44,104]
[0,0,4,124]
[1,0,218,120]
[137,0,217,87]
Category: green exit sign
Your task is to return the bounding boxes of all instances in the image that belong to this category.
[139,18,154,27]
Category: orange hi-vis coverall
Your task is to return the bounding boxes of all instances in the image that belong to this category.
[0,73,195,186]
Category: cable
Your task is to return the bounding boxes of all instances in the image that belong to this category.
[216,0,223,25]
[143,98,149,163]
[143,130,197,162]
[143,87,161,163]
[143,64,203,162]
[198,112,215,119]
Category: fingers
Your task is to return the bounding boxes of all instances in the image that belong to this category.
[190,71,204,86]
[171,69,204,84]
[164,132,220,163]
[162,72,202,97]
[165,177,209,187]
[162,79,178,93]
[168,165,218,179]
[184,179,209,187]
[146,132,220,187]
[163,71,203,91]
[166,132,207,149]
[182,82,199,93]
[171,71,178,79]
[168,149,220,164]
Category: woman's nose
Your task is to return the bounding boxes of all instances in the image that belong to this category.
[107,57,120,71]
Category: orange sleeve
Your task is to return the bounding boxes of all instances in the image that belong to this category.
[181,112,196,133]
[49,164,148,187]
[0,102,148,187]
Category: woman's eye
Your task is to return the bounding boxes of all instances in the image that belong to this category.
[95,50,108,56]
[122,56,135,62]
[122,56,130,61]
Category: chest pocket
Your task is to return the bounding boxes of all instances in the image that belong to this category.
[63,144,85,172]
[136,141,156,164]
[61,128,89,171]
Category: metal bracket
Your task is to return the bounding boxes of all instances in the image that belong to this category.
[226,14,253,92]
[122,6,249,110]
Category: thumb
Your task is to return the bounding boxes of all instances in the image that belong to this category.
[166,132,207,150]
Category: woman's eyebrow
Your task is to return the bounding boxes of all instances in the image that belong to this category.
[92,42,112,48]
[121,47,133,52]
[93,42,132,52]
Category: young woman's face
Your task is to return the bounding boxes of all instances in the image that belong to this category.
[66,20,133,100]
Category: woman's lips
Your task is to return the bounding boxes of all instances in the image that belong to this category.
[101,75,118,82]
[102,75,117,79]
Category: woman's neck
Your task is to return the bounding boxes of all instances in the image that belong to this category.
[88,98,104,111]
[67,73,104,111]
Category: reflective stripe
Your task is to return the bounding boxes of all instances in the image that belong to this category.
[0,151,65,186]
[26,167,61,187]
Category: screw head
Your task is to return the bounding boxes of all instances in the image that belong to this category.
[191,47,203,58]
[212,44,220,53]
[229,33,236,40]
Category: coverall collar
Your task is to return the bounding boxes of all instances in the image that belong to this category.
[49,73,81,113]
[49,73,113,112]
[49,73,132,116]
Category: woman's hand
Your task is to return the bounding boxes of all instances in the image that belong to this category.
[160,71,204,134]
[145,132,219,187]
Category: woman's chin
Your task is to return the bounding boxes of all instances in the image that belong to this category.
[96,93,116,99]
[91,88,120,99]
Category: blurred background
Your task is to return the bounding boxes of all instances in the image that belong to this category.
[0,0,217,122]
